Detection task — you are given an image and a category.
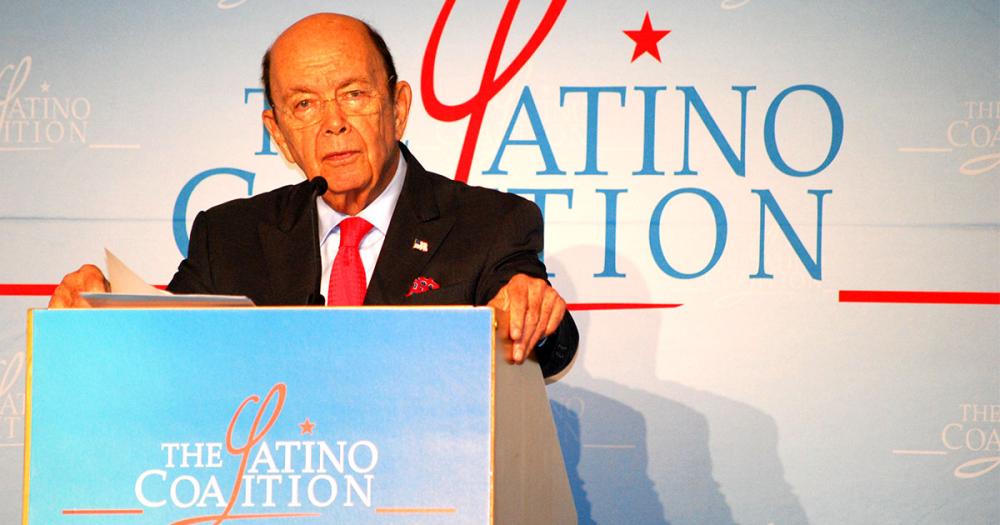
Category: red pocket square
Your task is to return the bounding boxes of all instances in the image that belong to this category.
[405,276,440,297]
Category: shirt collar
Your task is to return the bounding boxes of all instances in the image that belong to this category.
[317,153,408,246]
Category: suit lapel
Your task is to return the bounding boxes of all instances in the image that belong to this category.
[258,181,320,305]
[366,147,455,305]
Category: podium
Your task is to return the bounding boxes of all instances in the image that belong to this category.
[23,307,575,524]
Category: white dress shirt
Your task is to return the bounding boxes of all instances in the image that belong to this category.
[317,155,407,301]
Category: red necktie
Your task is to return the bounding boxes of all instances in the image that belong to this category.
[327,217,373,306]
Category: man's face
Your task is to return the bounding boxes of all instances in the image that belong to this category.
[262,15,411,211]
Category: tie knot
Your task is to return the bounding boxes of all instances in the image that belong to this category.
[338,217,373,248]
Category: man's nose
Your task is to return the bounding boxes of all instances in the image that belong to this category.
[320,99,349,135]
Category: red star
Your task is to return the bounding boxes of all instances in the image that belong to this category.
[623,12,671,62]
[299,418,315,435]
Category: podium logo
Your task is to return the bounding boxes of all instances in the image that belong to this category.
[127,383,379,523]
[0,351,24,446]
[893,402,999,479]
[0,56,91,149]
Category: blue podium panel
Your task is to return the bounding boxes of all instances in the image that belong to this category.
[25,307,495,525]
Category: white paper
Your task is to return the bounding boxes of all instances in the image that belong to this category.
[80,249,254,307]
[106,248,170,295]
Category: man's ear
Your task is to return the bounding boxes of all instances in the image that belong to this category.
[262,109,296,164]
[392,80,412,141]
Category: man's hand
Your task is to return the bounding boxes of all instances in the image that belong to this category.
[488,273,566,365]
[48,264,109,308]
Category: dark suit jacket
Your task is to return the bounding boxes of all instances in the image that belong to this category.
[168,144,577,376]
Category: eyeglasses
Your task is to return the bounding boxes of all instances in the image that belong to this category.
[276,86,385,127]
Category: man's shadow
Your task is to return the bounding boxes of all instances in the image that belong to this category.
[546,249,810,525]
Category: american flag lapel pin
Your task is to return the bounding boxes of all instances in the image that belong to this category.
[412,238,429,252]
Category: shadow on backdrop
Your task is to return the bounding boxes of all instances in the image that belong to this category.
[546,248,809,525]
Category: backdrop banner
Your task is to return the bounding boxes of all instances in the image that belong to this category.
[1,2,997,524]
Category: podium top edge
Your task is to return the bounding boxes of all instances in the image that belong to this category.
[31,305,492,312]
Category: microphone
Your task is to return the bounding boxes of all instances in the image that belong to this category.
[307,177,328,306]
[309,176,329,196]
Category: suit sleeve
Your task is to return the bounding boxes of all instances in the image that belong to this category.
[166,211,215,294]
[476,196,579,378]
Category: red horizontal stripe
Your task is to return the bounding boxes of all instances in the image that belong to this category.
[839,290,1000,305]
[568,302,681,311]
[0,284,679,310]
[62,509,144,515]
[0,284,166,296]
[0,284,56,296]
[12,284,996,306]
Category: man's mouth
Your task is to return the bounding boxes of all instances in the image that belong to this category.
[322,151,359,164]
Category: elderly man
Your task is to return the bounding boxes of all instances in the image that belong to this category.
[50,13,577,376]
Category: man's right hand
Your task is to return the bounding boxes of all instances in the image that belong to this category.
[48,264,109,308]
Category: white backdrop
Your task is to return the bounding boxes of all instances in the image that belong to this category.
[2,2,998,523]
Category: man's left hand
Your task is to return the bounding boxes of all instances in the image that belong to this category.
[488,273,566,364]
